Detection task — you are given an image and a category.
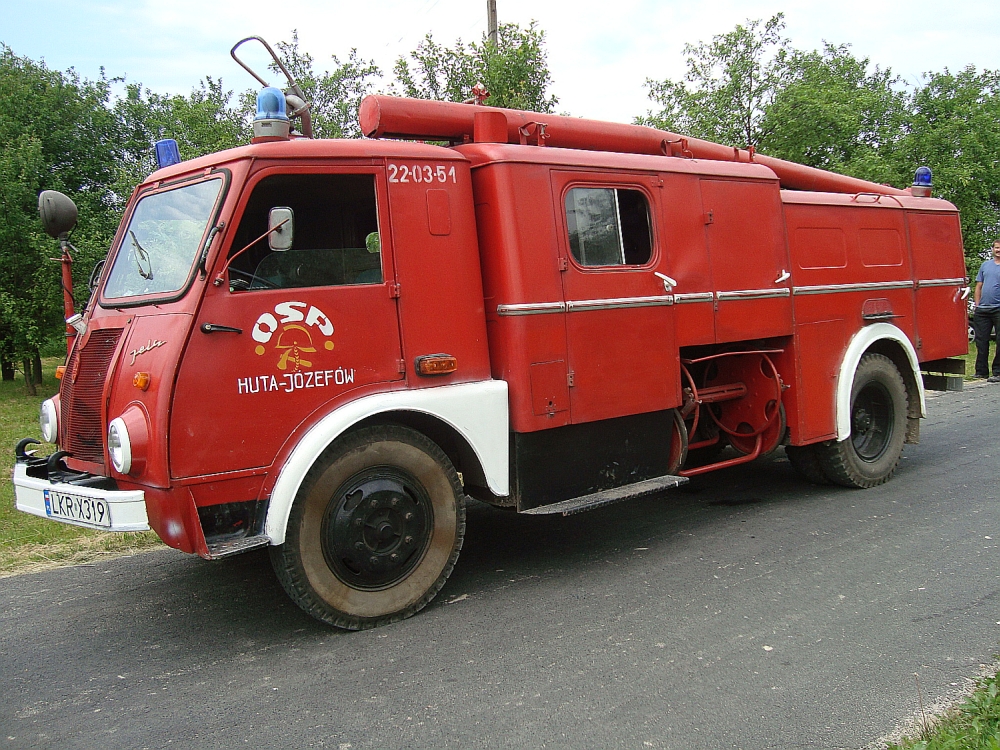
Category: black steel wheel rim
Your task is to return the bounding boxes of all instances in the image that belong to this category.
[321,467,433,590]
[851,381,893,461]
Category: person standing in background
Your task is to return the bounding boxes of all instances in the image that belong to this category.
[973,239,1000,382]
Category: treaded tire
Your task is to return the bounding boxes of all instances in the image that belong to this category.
[270,425,466,630]
[785,444,828,485]
[817,353,907,489]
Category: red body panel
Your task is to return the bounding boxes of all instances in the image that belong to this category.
[782,191,967,443]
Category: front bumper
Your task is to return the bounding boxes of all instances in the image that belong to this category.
[13,457,149,533]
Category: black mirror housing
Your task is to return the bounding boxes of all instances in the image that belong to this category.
[38,190,78,239]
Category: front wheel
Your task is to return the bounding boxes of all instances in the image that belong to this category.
[271,425,465,629]
[817,353,908,489]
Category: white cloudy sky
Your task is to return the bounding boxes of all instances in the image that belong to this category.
[3,0,999,123]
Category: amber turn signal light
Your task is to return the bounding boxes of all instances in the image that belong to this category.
[415,354,457,376]
[133,371,151,390]
[54,365,66,380]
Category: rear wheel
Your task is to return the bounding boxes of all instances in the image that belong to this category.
[785,444,828,485]
[817,353,907,489]
[271,425,465,629]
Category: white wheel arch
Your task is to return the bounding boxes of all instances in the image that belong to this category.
[835,323,925,442]
[265,380,509,545]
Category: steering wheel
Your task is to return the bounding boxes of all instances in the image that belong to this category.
[228,268,279,290]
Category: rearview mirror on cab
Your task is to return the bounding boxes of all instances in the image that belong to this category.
[268,207,294,251]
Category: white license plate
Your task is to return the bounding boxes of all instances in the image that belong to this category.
[44,489,112,529]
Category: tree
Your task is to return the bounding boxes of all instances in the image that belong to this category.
[639,14,907,182]
[638,19,1000,269]
[272,33,382,139]
[393,21,558,112]
[111,77,250,202]
[759,44,907,183]
[0,45,118,390]
[640,14,788,148]
[894,67,1000,265]
[0,132,47,389]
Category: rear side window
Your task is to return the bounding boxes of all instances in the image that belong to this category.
[228,173,382,291]
[564,187,652,266]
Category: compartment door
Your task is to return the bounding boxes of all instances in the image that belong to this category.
[701,178,793,342]
[555,174,680,424]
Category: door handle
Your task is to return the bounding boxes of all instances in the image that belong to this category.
[200,323,243,334]
[654,271,677,292]
[774,269,790,284]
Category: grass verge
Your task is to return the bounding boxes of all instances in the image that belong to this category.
[1,357,163,576]
[888,671,1000,749]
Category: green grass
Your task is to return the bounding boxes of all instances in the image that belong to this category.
[890,673,1000,749]
[965,340,998,380]
[0,357,162,577]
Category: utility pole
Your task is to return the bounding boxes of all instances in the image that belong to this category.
[487,0,498,46]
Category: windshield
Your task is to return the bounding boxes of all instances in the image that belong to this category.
[103,178,223,300]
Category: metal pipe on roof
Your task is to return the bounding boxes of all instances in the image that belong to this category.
[358,95,907,196]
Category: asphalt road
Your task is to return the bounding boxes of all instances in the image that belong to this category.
[3,384,1000,750]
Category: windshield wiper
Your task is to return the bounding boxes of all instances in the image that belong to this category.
[129,230,154,280]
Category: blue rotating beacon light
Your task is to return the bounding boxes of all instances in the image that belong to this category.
[911,166,933,198]
[253,86,290,141]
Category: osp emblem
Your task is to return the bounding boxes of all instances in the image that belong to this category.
[239,301,354,396]
[251,301,334,372]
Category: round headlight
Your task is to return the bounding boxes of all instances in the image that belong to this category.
[107,417,132,474]
[40,399,59,444]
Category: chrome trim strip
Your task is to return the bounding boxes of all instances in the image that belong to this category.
[566,295,674,312]
[674,292,714,304]
[916,277,966,288]
[496,278,946,314]
[716,288,792,300]
[793,281,914,295]
[496,302,566,316]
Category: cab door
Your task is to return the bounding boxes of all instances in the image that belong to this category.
[170,167,403,478]
[553,172,680,424]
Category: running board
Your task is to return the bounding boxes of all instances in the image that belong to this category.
[206,535,271,559]
[521,475,689,516]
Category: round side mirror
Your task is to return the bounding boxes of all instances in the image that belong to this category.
[38,191,78,239]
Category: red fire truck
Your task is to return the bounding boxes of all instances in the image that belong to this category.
[14,42,969,629]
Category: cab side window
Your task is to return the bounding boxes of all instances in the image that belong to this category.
[228,173,382,291]
[564,187,652,266]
